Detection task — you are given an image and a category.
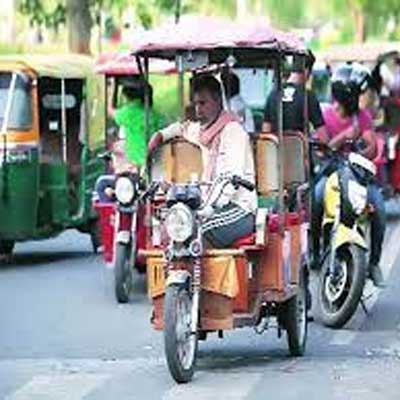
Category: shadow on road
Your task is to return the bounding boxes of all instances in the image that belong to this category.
[0,251,93,270]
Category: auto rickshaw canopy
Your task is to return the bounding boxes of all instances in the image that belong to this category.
[95,52,175,76]
[0,54,105,150]
[321,42,400,65]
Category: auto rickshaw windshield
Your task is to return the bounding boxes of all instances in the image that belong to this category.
[0,72,33,131]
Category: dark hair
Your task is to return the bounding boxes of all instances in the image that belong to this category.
[331,81,360,116]
[191,74,222,103]
[122,82,153,107]
[221,71,240,97]
[292,51,315,73]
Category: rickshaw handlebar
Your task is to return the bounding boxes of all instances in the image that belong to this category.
[231,175,256,192]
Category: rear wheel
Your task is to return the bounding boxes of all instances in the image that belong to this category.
[114,243,134,303]
[164,284,197,383]
[282,268,308,356]
[318,245,366,328]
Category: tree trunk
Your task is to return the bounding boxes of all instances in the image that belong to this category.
[349,2,366,43]
[66,0,92,54]
[236,0,248,21]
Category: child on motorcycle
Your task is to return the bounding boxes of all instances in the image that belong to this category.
[312,63,386,288]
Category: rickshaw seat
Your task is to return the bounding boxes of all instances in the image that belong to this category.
[282,131,308,186]
[232,233,256,248]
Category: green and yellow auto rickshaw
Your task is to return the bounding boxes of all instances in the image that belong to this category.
[0,55,106,258]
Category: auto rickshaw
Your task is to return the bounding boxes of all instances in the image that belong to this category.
[133,16,311,383]
[0,55,106,259]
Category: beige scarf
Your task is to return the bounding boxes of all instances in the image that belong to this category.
[199,111,238,181]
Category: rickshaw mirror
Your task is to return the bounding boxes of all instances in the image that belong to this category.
[177,51,209,72]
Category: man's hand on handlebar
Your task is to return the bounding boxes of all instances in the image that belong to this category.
[148,133,163,156]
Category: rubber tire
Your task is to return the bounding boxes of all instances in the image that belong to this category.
[318,245,366,329]
[114,243,132,303]
[0,240,14,256]
[89,219,101,254]
[282,269,308,357]
[164,284,197,384]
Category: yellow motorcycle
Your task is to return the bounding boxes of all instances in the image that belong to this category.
[313,144,376,328]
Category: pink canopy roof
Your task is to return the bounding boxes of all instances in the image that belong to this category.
[95,52,175,75]
[132,16,307,58]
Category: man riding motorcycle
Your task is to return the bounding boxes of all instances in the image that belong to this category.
[312,63,386,288]
[148,74,257,248]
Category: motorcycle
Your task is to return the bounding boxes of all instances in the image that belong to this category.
[312,142,376,328]
[112,174,158,303]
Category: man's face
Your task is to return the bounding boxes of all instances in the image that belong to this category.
[193,90,221,126]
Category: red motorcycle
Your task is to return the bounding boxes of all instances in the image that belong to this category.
[94,172,157,303]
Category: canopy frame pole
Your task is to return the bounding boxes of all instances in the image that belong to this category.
[177,54,185,121]
[144,56,150,142]
[275,55,285,231]
[61,78,67,163]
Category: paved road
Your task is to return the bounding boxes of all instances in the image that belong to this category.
[1,223,400,399]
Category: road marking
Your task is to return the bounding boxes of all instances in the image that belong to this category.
[329,222,400,346]
[6,373,109,400]
[162,372,261,400]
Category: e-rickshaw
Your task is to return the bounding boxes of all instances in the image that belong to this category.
[0,55,105,259]
[134,16,311,383]
[94,52,175,303]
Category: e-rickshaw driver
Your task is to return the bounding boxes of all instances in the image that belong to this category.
[148,74,256,248]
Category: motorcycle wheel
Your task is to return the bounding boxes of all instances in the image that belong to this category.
[164,284,197,383]
[114,243,133,303]
[318,245,366,328]
[281,268,308,356]
[89,219,101,254]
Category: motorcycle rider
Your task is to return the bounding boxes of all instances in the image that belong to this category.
[148,74,257,248]
[312,63,386,288]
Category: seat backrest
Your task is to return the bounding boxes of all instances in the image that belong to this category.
[255,133,279,196]
[150,138,203,183]
[282,131,307,186]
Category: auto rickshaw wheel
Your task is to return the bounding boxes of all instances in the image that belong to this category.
[0,240,14,258]
[114,243,133,303]
[282,267,308,357]
[164,284,197,383]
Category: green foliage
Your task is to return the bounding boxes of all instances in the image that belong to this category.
[18,0,66,29]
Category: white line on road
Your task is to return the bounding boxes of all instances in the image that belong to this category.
[6,373,109,400]
[162,372,262,400]
[329,222,400,346]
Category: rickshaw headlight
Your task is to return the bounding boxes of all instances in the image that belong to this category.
[115,177,135,204]
[165,203,194,243]
[348,179,367,215]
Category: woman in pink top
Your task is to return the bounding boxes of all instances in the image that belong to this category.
[323,89,377,161]
[312,63,386,287]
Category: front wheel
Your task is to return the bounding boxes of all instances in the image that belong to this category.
[164,284,197,383]
[114,243,134,303]
[0,240,14,262]
[89,219,101,254]
[281,268,308,356]
[318,245,366,328]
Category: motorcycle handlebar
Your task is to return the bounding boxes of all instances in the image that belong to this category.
[231,175,256,192]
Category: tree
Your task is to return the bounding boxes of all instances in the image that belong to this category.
[66,0,91,53]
